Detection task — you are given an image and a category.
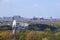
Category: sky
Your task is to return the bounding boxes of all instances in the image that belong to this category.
[0,0,60,18]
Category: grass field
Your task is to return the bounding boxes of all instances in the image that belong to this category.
[0,30,19,40]
[0,29,60,40]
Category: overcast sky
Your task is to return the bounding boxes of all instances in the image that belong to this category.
[0,0,60,18]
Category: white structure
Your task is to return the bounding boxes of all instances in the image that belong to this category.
[20,22,29,27]
[12,20,29,35]
[12,20,16,35]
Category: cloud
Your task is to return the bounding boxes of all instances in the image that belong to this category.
[0,0,12,3]
[55,3,60,8]
[4,0,10,2]
[32,4,40,8]
[48,3,60,10]
[4,0,11,3]
[0,7,5,11]
[22,4,41,10]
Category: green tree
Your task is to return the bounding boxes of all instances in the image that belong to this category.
[0,34,3,40]
[34,32,42,40]
[56,32,60,40]
[19,30,26,40]
[44,28,55,40]
[28,25,40,31]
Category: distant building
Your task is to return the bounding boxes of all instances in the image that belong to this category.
[19,22,29,27]
[16,22,29,30]
[40,18,44,20]
[33,16,38,20]
[2,17,13,21]
[13,16,21,20]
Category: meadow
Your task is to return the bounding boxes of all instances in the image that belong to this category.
[0,28,60,40]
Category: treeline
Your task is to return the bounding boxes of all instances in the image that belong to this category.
[28,24,57,32]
